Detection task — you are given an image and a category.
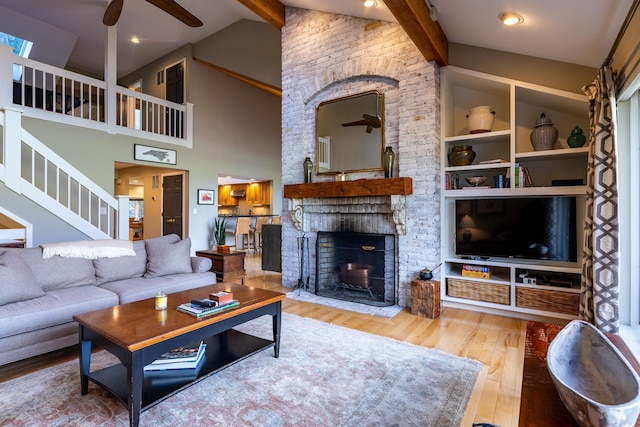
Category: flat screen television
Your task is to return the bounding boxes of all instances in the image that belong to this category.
[455,196,577,262]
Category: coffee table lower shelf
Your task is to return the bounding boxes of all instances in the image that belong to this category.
[87,329,272,411]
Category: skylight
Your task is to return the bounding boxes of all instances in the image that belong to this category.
[0,31,34,80]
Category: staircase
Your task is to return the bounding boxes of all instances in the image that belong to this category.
[0,46,194,243]
[0,108,128,241]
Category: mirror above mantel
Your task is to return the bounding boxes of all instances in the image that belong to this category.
[316,90,384,175]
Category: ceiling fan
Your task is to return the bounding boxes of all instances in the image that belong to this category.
[103,0,203,27]
[341,114,382,134]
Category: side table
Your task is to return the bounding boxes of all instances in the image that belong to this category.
[411,279,441,319]
[195,250,246,285]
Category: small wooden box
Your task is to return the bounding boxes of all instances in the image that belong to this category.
[209,291,234,305]
[411,279,441,319]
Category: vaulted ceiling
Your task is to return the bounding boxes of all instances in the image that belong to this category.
[0,0,633,79]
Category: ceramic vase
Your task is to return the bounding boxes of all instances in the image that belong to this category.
[448,145,476,166]
[466,106,495,134]
[383,146,395,178]
[530,113,558,151]
[303,157,313,183]
[567,126,587,148]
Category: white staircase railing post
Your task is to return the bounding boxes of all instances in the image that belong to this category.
[2,108,23,193]
[0,45,13,108]
[116,195,130,240]
[185,102,194,148]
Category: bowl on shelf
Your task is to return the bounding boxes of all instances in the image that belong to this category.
[465,176,486,187]
[448,145,476,166]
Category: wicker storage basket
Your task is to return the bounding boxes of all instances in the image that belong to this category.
[447,278,510,305]
[516,287,579,315]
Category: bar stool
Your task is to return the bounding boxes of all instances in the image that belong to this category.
[233,217,252,251]
[252,217,269,252]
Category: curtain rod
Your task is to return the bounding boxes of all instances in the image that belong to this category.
[605,0,640,65]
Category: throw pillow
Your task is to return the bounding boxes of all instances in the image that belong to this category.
[144,237,192,278]
[94,240,147,285]
[0,250,45,306]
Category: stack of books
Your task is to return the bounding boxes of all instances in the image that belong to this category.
[144,341,206,372]
[177,299,240,318]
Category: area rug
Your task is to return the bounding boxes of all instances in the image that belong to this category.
[285,289,404,318]
[0,313,481,427]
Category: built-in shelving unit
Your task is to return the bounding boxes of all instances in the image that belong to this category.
[440,66,589,321]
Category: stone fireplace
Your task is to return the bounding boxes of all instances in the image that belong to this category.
[280,8,441,308]
[316,231,395,306]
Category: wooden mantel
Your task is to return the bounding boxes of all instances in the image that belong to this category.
[283,177,413,199]
[283,177,413,234]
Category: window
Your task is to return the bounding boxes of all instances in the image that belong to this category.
[0,31,33,81]
[129,199,144,221]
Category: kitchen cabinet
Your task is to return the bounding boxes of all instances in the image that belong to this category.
[218,184,238,206]
[246,181,271,205]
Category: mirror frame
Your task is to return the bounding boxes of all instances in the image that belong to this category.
[315,90,385,175]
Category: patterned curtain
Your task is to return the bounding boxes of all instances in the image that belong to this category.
[579,65,619,333]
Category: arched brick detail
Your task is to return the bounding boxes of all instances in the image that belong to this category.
[300,58,404,104]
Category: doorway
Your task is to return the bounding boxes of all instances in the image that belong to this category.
[115,162,187,240]
[162,173,184,238]
[165,61,184,138]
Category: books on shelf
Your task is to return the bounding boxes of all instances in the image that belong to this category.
[177,300,240,318]
[478,159,509,164]
[445,172,460,190]
[144,341,206,371]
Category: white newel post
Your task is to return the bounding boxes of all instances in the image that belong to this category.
[2,108,23,193]
[116,195,130,240]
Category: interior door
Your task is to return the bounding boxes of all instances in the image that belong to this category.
[162,174,183,238]
[165,61,185,138]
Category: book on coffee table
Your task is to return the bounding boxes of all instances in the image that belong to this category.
[176,300,240,318]
[152,340,203,364]
[144,341,206,371]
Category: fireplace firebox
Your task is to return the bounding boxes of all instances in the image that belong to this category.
[316,232,395,306]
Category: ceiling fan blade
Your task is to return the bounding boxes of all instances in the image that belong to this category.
[341,120,369,127]
[103,0,124,26]
[145,0,203,27]
[362,114,381,127]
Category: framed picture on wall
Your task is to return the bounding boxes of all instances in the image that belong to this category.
[197,189,214,205]
[134,144,177,165]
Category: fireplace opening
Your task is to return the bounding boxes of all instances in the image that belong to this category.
[316,232,395,306]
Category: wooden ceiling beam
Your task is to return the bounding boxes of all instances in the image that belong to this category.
[382,0,448,66]
[236,0,285,30]
[193,57,282,97]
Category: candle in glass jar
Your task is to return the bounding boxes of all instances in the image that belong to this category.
[155,292,167,310]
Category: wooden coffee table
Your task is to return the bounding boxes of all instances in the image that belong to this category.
[73,283,285,427]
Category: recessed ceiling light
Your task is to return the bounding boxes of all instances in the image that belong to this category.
[363,0,377,7]
[131,36,140,44]
[499,12,524,26]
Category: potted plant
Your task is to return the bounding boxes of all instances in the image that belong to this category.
[214,217,230,253]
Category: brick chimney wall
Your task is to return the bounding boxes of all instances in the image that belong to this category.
[280,8,441,307]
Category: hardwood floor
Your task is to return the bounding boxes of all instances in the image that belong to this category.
[0,252,528,426]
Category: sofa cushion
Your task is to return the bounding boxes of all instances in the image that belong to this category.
[9,247,96,291]
[0,286,119,339]
[93,240,147,285]
[0,250,45,306]
[100,271,217,304]
[144,237,192,278]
